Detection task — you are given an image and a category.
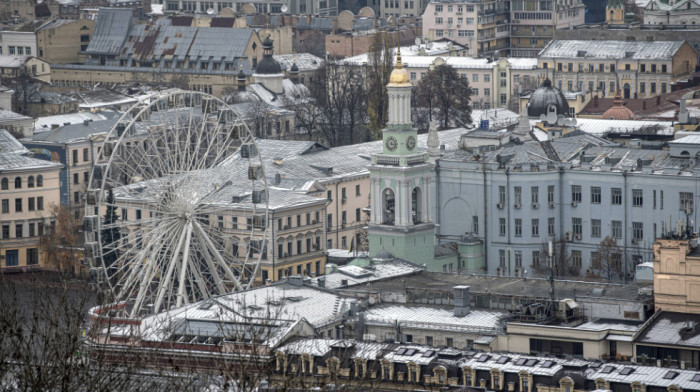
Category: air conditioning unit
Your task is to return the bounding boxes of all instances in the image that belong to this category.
[312,220,318,224]
[549,201,556,208]
[497,202,504,209]
[631,238,638,244]
[571,201,578,207]
[565,231,573,241]
[514,203,521,209]
[284,253,289,257]
[341,223,346,229]
[341,197,347,204]
[284,225,290,229]
[496,266,504,276]
[575,234,582,240]
[532,202,539,209]
[434,11,438,15]
[514,267,522,277]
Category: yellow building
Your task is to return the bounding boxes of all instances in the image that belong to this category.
[538,40,698,99]
[0,130,62,271]
[606,0,626,24]
[36,18,96,64]
[653,237,700,314]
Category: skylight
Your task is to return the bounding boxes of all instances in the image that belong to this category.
[620,368,634,376]
[692,374,700,382]
[541,360,554,368]
[396,348,407,355]
[601,365,615,374]
[497,357,510,364]
[423,350,435,357]
[515,358,528,366]
[477,354,491,362]
[404,349,416,356]
[663,371,679,380]
[525,359,538,367]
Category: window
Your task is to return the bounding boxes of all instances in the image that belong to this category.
[473,74,479,82]
[15,198,22,212]
[531,186,539,203]
[592,219,601,237]
[611,188,622,205]
[327,190,332,200]
[633,222,643,240]
[499,218,506,236]
[514,186,522,205]
[548,217,555,236]
[515,251,522,267]
[484,88,490,97]
[74,192,80,204]
[591,187,601,204]
[2,224,8,239]
[27,176,34,188]
[499,186,506,203]
[681,192,694,211]
[572,217,582,235]
[83,148,88,162]
[1,178,6,190]
[473,215,479,234]
[37,176,42,187]
[610,81,615,93]
[327,214,332,228]
[572,250,581,267]
[473,88,479,96]
[14,177,21,189]
[356,208,361,222]
[355,184,361,196]
[73,173,79,185]
[28,197,35,211]
[341,211,346,226]
[651,82,656,93]
[37,197,43,211]
[640,82,646,93]
[15,223,22,238]
[633,189,643,207]
[426,336,434,346]
[571,185,581,203]
[661,64,667,73]
[661,190,664,209]
[499,250,506,267]
[612,220,622,239]
[532,219,539,237]
[27,248,38,265]
[435,4,442,11]
[515,219,522,237]
[436,17,443,24]
[9,46,15,55]
[548,185,555,203]
[1,199,8,213]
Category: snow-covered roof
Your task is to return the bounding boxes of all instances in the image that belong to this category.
[539,40,686,60]
[0,109,32,123]
[0,55,31,68]
[34,110,120,133]
[364,305,507,335]
[278,338,389,359]
[273,53,324,73]
[0,130,62,172]
[341,54,537,71]
[309,259,424,289]
[671,134,700,145]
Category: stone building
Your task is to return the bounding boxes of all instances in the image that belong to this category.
[0,130,62,271]
[652,237,700,314]
[641,0,700,26]
[538,40,698,99]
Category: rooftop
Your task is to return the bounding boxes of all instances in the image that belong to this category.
[0,130,62,172]
[539,40,687,60]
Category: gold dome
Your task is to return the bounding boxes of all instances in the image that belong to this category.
[388,48,410,85]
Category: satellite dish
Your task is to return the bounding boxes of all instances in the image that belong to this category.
[557,116,565,126]
[206,7,215,14]
[540,114,547,122]
[281,4,288,12]
[546,112,557,125]
[415,37,421,45]
[423,37,429,44]
[368,297,377,305]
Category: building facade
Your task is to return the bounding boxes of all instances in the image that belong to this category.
[538,40,698,99]
[0,130,62,271]
[652,237,700,314]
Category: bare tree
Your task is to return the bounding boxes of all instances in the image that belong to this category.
[590,236,623,282]
[366,31,394,139]
[414,64,472,130]
[308,62,368,146]
[39,204,83,276]
[534,237,580,278]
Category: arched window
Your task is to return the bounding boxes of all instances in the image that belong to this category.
[412,187,422,224]
[36,175,43,187]
[434,365,447,385]
[14,177,21,189]
[27,176,35,188]
[623,83,631,99]
[1,178,7,190]
[382,188,395,225]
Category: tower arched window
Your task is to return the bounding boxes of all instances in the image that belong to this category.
[412,187,422,224]
[14,177,21,189]
[382,188,395,225]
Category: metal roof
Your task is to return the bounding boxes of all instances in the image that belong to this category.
[363,304,507,335]
[34,110,120,133]
[539,40,686,60]
[84,8,133,55]
[0,130,61,171]
[26,116,118,144]
[273,53,324,72]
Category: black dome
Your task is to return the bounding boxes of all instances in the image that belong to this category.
[255,35,282,75]
[256,57,282,74]
[290,61,299,73]
[527,79,570,118]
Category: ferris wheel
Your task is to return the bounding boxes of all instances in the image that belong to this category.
[83,90,269,318]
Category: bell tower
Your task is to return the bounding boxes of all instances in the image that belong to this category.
[368,47,436,264]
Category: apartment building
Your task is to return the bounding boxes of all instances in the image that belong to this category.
[538,40,698,98]
[422,0,585,58]
[0,130,62,271]
[160,0,338,15]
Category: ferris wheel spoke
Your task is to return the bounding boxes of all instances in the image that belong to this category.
[153,224,188,314]
[191,225,229,294]
[176,222,194,308]
[192,220,243,291]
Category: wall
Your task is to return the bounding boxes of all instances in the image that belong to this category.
[36,19,96,64]
[653,238,700,314]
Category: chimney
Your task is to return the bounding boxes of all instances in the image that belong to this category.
[453,285,470,316]
[656,95,661,105]
[593,95,598,107]
[643,100,647,110]
[317,276,325,288]
[679,98,689,123]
